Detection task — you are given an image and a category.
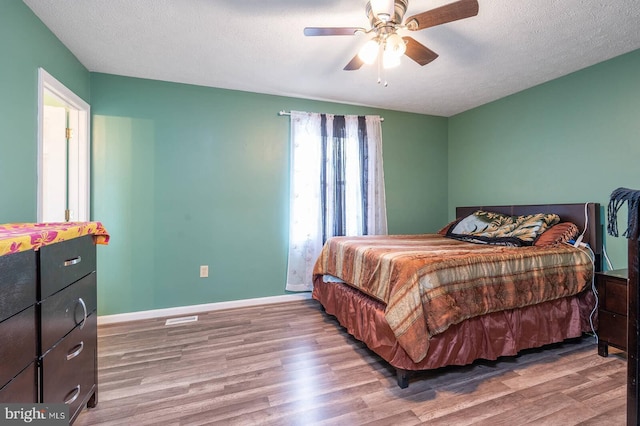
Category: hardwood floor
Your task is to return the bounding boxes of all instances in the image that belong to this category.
[75,299,627,426]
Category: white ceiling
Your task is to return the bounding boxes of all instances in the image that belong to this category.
[23,0,640,117]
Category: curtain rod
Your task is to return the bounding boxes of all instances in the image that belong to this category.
[278,110,384,122]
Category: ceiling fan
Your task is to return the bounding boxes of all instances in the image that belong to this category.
[304,0,479,71]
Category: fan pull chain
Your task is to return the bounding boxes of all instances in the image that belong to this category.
[376,42,388,87]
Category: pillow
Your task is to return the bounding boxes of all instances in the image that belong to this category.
[533,222,579,247]
[447,210,561,246]
[447,210,521,246]
[449,210,513,235]
[437,219,460,235]
[504,213,561,243]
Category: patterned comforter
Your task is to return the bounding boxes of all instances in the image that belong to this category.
[312,234,593,363]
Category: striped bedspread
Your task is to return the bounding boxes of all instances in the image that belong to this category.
[312,234,593,363]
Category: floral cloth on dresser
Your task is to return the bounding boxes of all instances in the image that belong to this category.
[0,222,109,256]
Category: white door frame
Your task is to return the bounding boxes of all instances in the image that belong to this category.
[37,68,91,222]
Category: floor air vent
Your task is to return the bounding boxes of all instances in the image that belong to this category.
[165,315,198,326]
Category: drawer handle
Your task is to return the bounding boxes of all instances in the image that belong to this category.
[66,341,84,360]
[64,385,81,405]
[78,297,88,329]
[64,256,82,267]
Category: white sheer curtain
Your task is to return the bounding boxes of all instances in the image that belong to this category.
[285,111,387,292]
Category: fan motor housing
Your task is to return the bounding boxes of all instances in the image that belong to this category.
[366,0,409,27]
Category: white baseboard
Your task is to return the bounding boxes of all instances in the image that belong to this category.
[97,293,313,325]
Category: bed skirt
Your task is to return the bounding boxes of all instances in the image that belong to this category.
[312,279,596,371]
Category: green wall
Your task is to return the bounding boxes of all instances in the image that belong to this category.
[0,0,90,222]
[91,74,448,315]
[449,49,640,270]
[7,0,638,315]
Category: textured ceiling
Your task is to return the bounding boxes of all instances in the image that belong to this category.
[23,0,640,117]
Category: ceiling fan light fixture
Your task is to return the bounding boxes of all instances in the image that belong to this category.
[369,0,394,22]
[358,39,380,65]
[304,0,479,77]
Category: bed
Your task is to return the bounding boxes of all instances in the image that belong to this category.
[312,203,602,388]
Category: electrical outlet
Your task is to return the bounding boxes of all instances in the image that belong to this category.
[199,265,209,278]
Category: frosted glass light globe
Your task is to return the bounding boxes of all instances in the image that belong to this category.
[383,49,401,68]
[358,39,380,65]
[385,33,406,57]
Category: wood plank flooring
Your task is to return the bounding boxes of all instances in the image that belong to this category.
[75,299,627,426]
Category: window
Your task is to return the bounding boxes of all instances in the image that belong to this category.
[285,111,387,291]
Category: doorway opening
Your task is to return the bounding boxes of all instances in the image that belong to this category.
[37,68,90,223]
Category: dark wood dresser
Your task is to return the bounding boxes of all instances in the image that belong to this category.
[596,268,628,356]
[39,235,98,422]
[0,232,101,424]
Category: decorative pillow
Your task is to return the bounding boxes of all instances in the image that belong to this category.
[533,222,579,247]
[447,210,520,246]
[437,219,460,235]
[447,210,561,246]
[449,210,513,235]
[505,213,561,243]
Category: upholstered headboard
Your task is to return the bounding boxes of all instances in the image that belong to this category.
[456,203,602,271]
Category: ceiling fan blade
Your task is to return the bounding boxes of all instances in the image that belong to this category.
[304,27,362,36]
[403,37,439,66]
[344,55,364,71]
[405,0,479,31]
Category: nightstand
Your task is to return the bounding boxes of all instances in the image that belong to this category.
[596,268,628,356]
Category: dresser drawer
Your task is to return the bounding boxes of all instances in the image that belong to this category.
[0,306,36,387]
[0,250,36,322]
[0,361,37,403]
[599,310,627,350]
[602,277,627,315]
[0,360,38,404]
[41,313,96,419]
[39,235,96,299]
[41,273,97,352]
